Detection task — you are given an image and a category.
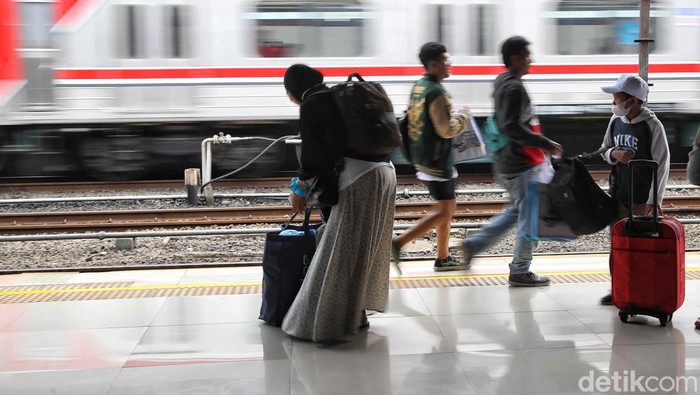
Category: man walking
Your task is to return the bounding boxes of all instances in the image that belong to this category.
[392,42,471,272]
[461,36,563,286]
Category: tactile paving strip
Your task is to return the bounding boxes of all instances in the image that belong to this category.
[0,271,698,304]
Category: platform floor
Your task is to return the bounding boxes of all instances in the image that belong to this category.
[1,253,699,394]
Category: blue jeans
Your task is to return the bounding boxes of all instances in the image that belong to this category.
[463,170,538,274]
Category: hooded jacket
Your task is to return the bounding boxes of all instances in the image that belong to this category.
[600,107,670,205]
[492,70,558,175]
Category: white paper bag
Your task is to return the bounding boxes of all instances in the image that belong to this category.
[529,162,555,184]
[452,116,487,163]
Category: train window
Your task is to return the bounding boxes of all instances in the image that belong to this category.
[115,5,146,58]
[164,5,191,58]
[425,4,497,56]
[467,4,496,56]
[427,5,446,44]
[247,1,369,57]
[548,1,668,55]
[18,1,52,48]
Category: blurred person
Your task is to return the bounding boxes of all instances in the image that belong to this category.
[597,73,670,305]
[688,126,700,329]
[460,36,564,286]
[281,64,397,342]
[391,42,472,272]
[688,126,700,187]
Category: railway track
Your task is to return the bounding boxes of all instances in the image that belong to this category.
[0,175,457,193]
[2,196,700,235]
[4,169,689,194]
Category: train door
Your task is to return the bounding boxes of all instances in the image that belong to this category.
[16,0,55,110]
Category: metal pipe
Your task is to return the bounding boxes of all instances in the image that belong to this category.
[201,137,215,187]
[200,134,280,191]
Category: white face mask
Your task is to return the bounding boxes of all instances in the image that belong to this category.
[611,99,632,117]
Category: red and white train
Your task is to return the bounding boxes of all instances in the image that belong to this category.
[0,0,699,179]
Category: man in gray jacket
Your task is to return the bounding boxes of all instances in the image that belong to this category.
[461,36,563,286]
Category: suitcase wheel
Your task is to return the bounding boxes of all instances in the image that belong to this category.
[659,314,673,327]
[619,312,629,323]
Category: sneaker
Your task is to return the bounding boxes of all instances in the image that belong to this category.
[508,272,551,287]
[461,240,473,268]
[600,293,614,306]
[433,255,470,272]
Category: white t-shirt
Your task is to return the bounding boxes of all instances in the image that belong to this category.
[415,168,458,182]
[339,157,394,191]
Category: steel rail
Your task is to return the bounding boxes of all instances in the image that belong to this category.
[2,197,700,234]
[6,168,689,194]
[0,175,438,193]
[1,184,698,205]
[2,219,700,243]
[0,201,508,234]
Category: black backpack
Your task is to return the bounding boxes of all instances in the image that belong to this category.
[331,73,401,156]
[546,156,619,235]
[398,112,412,164]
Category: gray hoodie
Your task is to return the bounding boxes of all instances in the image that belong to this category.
[599,107,670,205]
[492,70,558,175]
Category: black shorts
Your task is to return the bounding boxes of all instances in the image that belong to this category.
[423,179,456,201]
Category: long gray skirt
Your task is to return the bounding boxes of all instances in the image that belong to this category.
[281,165,396,342]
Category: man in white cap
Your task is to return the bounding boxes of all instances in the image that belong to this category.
[689,125,700,330]
[598,73,670,305]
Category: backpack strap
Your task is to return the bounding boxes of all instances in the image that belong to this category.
[301,85,330,102]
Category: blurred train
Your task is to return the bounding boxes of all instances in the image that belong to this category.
[0,0,699,179]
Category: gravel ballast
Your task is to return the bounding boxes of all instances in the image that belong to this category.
[1,175,698,271]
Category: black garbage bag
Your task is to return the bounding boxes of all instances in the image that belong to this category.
[546,157,618,235]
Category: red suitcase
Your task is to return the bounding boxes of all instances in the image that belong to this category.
[610,160,685,327]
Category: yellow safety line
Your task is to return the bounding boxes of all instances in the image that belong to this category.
[395,266,700,282]
[0,281,262,296]
[1,267,698,297]
[390,269,611,282]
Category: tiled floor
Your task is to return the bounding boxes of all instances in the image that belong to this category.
[1,254,699,394]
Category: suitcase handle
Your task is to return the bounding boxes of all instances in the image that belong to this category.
[627,159,659,235]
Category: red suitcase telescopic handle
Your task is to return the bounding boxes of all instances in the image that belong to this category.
[627,159,659,235]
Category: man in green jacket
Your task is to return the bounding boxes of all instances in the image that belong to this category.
[392,42,472,272]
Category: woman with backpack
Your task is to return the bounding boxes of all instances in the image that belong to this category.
[280,64,397,342]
